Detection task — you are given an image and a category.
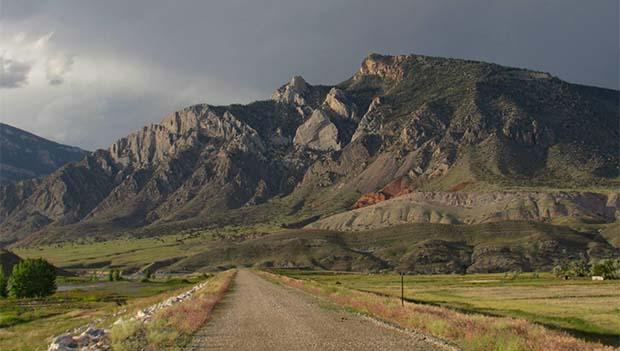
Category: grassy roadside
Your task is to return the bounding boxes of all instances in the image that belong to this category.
[259,271,617,351]
[275,270,620,342]
[108,270,236,351]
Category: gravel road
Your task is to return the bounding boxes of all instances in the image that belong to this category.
[186,270,443,351]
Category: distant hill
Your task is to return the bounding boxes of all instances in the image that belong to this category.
[0,123,87,183]
[165,222,618,274]
[0,53,618,246]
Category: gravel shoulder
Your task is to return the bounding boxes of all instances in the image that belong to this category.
[186,270,443,351]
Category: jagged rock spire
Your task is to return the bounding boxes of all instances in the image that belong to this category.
[271,75,309,105]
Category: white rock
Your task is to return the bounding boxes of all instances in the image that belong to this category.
[293,109,341,151]
[48,335,78,351]
[324,88,358,121]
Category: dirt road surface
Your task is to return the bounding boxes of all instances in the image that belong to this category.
[186,270,444,351]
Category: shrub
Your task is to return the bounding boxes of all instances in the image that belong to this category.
[8,258,56,298]
[552,259,590,278]
[569,259,589,277]
[113,269,122,281]
[0,266,7,298]
[551,265,564,278]
[109,270,114,282]
[591,259,620,279]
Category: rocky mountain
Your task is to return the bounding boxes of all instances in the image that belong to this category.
[0,53,618,247]
[0,123,87,183]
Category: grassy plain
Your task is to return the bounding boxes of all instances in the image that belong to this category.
[274,270,620,347]
[12,221,618,275]
[0,277,198,351]
[12,224,278,271]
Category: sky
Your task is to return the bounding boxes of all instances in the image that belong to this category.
[0,0,618,150]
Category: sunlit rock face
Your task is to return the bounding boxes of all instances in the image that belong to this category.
[293,109,341,152]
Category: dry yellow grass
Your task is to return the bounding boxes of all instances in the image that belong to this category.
[109,270,236,351]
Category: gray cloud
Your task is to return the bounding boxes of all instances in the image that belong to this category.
[46,54,74,85]
[0,0,617,150]
[0,57,31,88]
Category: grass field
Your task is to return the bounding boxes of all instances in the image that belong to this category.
[275,270,620,346]
[12,221,617,276]
[0,277,198,351]
[12,224,278,271]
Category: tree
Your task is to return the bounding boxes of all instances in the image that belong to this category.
[552,265,564,278]
[591,259,620,279]
[569,259,589,277]
[0,266,7,298]
[8,258,57,298]
[113,269,121,281]
[145,270,152,280]
[108,270,114,282]
[551,259,591,279]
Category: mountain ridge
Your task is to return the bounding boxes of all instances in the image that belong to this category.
[0,53,618,246]
[0,123,88,184]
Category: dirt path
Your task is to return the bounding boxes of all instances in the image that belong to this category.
[186,270,443,351]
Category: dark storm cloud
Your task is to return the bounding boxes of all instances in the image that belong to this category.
[0,57,31,88]
[0,0,618,149]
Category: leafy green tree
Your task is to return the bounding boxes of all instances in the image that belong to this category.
[108,270,114,282]
[569,259,589,277]
[8,258,57,298]
[552,265,564,278]
[0,266,8,298]
[591,259,620,279]
[113,269,121,281]
[551,259,591,279]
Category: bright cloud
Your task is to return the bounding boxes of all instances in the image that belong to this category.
[0,31,73,88]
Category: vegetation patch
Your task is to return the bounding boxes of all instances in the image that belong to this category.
[0,276,197,351]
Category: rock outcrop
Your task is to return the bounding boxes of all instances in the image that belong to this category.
[323,88,359,121]
[354,53,411,81]
[293,110,341,151]
[351,96,384,142]
[352,176,413,209]
[271,75,313,117]
[109,106,265,168]
[271,75,309,106]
